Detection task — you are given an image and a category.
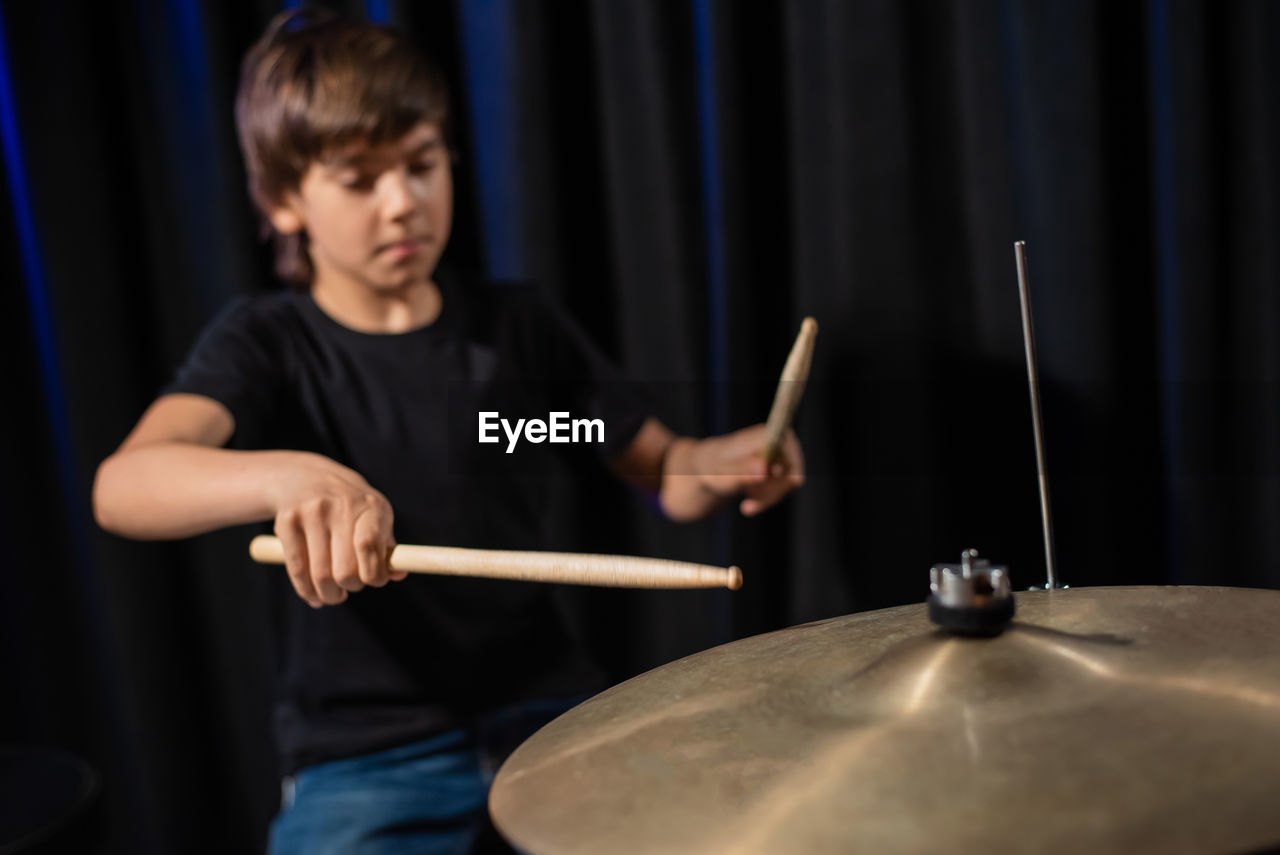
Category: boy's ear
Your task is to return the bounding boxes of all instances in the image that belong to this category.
[266,196,305,235]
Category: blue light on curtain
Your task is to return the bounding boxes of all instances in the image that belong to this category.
[692,0,733,641]
[0,3,78,508]
[141,0,224,309]
[693,0,728,438]
[458,0,525,280]
[365,0,391,24]
[172,0,208,92]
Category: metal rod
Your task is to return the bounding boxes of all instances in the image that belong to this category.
[1014,241,1059,589]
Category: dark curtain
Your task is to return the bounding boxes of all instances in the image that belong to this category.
[2,0,1276,852]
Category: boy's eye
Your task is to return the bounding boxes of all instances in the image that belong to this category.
[340,173,376,191]
[410,159,439,175]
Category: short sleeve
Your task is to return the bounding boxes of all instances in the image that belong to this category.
[163,297,284,442]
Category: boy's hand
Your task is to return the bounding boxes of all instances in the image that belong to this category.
[690,423,805,517]
[650,421,805,522]
[267,452,404,608]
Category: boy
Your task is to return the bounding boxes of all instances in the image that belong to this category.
[93,9,803,854]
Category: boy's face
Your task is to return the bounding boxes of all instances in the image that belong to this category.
[271,122,452,295]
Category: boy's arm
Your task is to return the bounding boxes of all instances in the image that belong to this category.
[93,393,402,607]
[609,417,805,523]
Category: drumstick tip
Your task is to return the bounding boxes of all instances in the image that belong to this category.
[727,566,743,590]
[801,316,817,336]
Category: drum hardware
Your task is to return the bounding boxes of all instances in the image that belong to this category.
[927,548,1014,635]
[1016,240,1061,590]
[926,242,1056,636]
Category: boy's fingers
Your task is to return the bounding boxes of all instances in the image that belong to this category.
[740,470,803,515]
[275,519,321,608]
[353,512,386,587]
[381,509,398,582]
[358,550,386,587]
[303,520,346,605]
[743,489,783,514]
[331,518,364,593]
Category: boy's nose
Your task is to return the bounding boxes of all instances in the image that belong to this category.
[380,169,417,220]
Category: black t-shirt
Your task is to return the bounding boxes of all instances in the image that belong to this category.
[166,270,649,773]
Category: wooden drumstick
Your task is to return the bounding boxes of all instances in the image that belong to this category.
[762,316,818,466]
[249,535,743,590]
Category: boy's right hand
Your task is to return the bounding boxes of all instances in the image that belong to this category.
[267,452,404,608]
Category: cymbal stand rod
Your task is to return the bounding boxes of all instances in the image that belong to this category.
[1014,241,1059,589]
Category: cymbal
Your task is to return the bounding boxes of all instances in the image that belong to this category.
[490,586,1280,855]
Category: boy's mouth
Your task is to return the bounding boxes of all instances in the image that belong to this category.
[379,237,427,259]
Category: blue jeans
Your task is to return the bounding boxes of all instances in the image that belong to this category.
[268,697,582,855]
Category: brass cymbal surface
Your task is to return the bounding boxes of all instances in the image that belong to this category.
[490,586,1280,855]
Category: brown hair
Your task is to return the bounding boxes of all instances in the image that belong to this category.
[235,8,452,285]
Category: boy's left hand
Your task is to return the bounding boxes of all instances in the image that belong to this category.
[691,423,805,516]
[615,417,805,522]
